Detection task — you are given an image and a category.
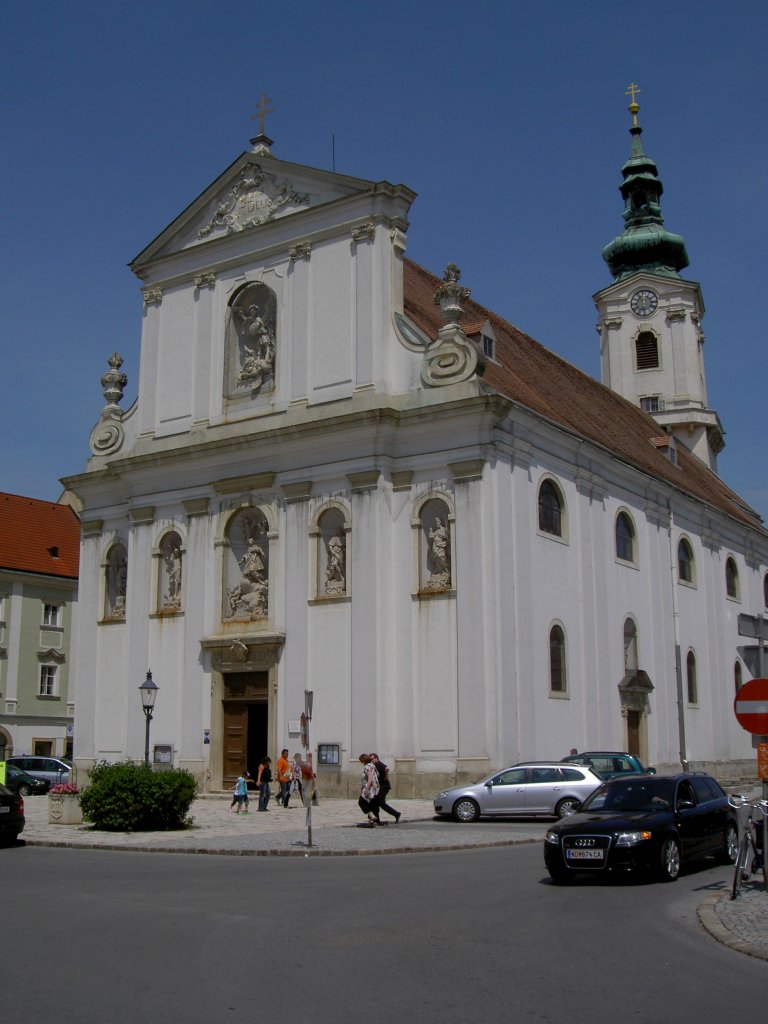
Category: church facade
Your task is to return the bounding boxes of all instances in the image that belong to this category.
[63,110,768,795]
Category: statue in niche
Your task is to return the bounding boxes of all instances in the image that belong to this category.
[235,303,275,393]
[107,547,128,618]
[324,529,346,595]
[426,517,450,588]
[227,517,268,619]
[161,537,183,611]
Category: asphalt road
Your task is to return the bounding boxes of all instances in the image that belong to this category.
[4,843,764,1023]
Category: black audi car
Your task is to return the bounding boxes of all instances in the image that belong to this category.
[0,783,25,845]
[544,773,738,883]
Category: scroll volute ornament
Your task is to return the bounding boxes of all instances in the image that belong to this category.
[421,264,485,387]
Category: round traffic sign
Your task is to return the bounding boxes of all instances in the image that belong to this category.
[734,677,768,734]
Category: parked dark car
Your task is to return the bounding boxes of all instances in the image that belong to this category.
[544,773,738,883]
[561,751,655,779]
[0,783,25,845]
[2,763,50,796]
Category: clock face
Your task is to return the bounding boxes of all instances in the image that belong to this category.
[631,289,658,317]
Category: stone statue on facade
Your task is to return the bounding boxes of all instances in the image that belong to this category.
[227,518,268,618]
[161,539,183,611]
[235,303,275,393]
[324,530,346,595]
[107,547,128,618]
[427,517,450,588]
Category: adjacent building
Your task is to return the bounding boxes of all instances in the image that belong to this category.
[62,103,767,795]
[0,493,80,762]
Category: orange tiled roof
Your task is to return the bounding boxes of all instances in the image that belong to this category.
[403,259,763,533]
[0,493,80,579]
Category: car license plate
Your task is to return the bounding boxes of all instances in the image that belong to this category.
[0,806,9,814]
[566,848,603,860]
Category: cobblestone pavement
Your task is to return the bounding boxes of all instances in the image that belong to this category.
[698,880,768,962]
[21,794,768,960]
[21,793,545,856]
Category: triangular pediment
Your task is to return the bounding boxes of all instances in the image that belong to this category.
[131,150,404,270]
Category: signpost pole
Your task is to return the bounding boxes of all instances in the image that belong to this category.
[303,690,314,849]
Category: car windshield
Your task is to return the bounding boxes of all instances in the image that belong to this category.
[580,777,675,813]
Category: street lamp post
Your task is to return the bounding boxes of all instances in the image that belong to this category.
[139,670,159,768]
[303,689,313,848]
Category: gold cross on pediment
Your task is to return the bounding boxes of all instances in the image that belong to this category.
[251,93,274,135]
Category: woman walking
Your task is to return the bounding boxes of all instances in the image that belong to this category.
[256,756,272,811]
[357,753,380,826]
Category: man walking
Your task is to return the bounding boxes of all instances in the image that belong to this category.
[370,753,401,823]
[277,748,292,808]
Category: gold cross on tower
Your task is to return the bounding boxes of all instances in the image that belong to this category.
[251,93,274,136]
[625,82,641,126]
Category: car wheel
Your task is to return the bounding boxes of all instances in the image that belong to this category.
[719,822,739,865]
[452,798,480,823]
[555,797,580,818]
[19,784,32,797]
[658,835,681,882]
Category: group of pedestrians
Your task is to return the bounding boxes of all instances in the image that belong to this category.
[229,749,313,814]
[358,752,401,826]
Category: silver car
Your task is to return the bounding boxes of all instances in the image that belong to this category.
[434,763,603,822]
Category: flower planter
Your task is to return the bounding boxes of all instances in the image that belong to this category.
[48,793,82,825]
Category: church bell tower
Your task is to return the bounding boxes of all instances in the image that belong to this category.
[594,85,724,471]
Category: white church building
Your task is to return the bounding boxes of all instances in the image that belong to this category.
[64,102,768,795]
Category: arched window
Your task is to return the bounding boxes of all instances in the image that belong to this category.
[635,332,659,370]
[623,618,638,673]
[734,661,743,695]
[763,573,768,609]
[686,651,698,705]
[549,625,567,694]
[678,538,695,584]
[616,512,636,563]
[538,479,563,538]
[725,557,740,600]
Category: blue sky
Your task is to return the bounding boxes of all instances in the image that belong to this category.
[2,2,766,518]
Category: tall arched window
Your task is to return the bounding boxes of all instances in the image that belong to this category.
[549,625,567,694]
[623,618,638,673]
[616,512,636,563]
[734,661,743,695]
[725,557,740,600]
[635,331,659,370]
[678,538,695,584]
[686,651,698,704]
[538,479,563,538]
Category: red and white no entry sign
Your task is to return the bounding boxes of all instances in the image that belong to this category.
[734,677,768,734]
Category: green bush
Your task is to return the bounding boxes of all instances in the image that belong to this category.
[80,761,197,832]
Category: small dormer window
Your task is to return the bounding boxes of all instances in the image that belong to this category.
[481,333,494,360]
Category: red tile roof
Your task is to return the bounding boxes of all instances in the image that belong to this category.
[0,493,80,579]
[403,259,763,533]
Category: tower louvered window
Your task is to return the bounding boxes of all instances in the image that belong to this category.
[635,332,659,370]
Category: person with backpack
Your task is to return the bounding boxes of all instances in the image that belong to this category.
[370,753,401,823]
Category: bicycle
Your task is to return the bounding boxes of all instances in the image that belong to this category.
[727,794,768,900]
